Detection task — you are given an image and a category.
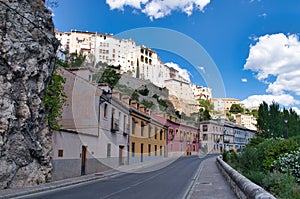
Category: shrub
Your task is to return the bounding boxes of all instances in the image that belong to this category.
[272,147,300,183]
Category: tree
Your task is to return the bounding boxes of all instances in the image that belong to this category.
[257,101,300,138]
[198,99,213,111]
[68,52,86,67]
[97,67,121,89]
[229,104,244,114]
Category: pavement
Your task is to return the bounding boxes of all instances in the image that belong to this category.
[189,156,237,199]
[0,155,236,199]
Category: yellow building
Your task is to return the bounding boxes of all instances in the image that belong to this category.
[129,101,167,164]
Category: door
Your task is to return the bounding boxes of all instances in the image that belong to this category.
[119,145,124,166]
[141,144,144,162]
[81,146,87,176]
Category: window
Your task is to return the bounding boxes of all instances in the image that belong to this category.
[155,145,157,156]
[131,142,135,157]
[104,103,108,118]
[123,115,127,133]
[148,144,151,156]
[148,125,151,138]
[154,127,158,139]
[203,125,208,132]
[203,134,208,141]
[160,146,162,156]
[107,143,111,157]
[58,149,63,157]
[132,118,136,135]
[160,130,163,140]
[141,125,144,137]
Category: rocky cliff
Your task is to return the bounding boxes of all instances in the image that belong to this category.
[0,0,58,188]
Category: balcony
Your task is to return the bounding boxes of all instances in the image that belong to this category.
[111,119,119,133]
[123,124,130,136]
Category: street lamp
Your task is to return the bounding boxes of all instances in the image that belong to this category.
[284,118,288,139]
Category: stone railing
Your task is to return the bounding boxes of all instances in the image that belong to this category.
[216,156,276,199]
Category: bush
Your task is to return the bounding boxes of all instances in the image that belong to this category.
[272,147,300,183]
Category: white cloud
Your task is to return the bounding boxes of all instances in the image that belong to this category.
[244,33,300,96]
[241,78,247,83]
[165,62,191,82]
[242,94,300,109]
[259,13,267,18]
[198,66,205,73]
[106,0,211,19]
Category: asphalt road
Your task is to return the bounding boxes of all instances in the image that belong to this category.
[21,156,210,199]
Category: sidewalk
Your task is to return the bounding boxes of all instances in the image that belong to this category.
[189,156,237,199]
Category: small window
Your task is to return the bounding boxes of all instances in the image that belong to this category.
[58,149,63,157]
[155,145,157,156]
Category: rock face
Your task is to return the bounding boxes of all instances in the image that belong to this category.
[0,0,58,188]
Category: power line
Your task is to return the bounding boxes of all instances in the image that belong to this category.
[0,1,56,44]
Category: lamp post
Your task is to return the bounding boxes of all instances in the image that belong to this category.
[284,118,288,139]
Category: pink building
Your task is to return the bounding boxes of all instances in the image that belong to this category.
[152,115,199,157]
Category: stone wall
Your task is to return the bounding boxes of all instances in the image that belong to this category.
[0,0,58,188]
[216,156,276,199]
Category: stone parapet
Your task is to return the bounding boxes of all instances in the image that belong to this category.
[216,156,276,199]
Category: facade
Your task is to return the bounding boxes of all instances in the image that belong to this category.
[213,98,242,112]
[234,126,255,151]
[199,120,224,154]
[190,84,212,101]
[164,78,198,116]
[153,115,199,157]
[199,119,256,154]
[223,121,236,151]
[129,102,167,164]
[51,68,129,181]
[235,113,257,131]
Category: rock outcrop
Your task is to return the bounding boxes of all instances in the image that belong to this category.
[0,0,58,188]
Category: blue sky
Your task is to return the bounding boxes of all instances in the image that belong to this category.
[52,0,300,112]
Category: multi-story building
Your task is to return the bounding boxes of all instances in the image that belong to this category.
[212,98,242,112]
[129,101,167,164]
[235,113,257,131]
[199,118,256,154]
[199,120,224,154]
[153,114,199,157]
[223,120,236,151]
[51,68,129,180]
[164,78,198,116]
[190,84,212,101]
[234,126,255,151]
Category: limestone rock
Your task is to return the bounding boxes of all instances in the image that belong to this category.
[0,0,58,188]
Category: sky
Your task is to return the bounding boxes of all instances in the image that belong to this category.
[52,0,300,113]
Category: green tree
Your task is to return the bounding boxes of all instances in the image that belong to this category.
[97,67,121,89]
[229,104,244,114]
[43,61,67,130]
[198,99,213,111]
[68,52,86,67]
[141,99,154,109]
[131,90,139,101]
